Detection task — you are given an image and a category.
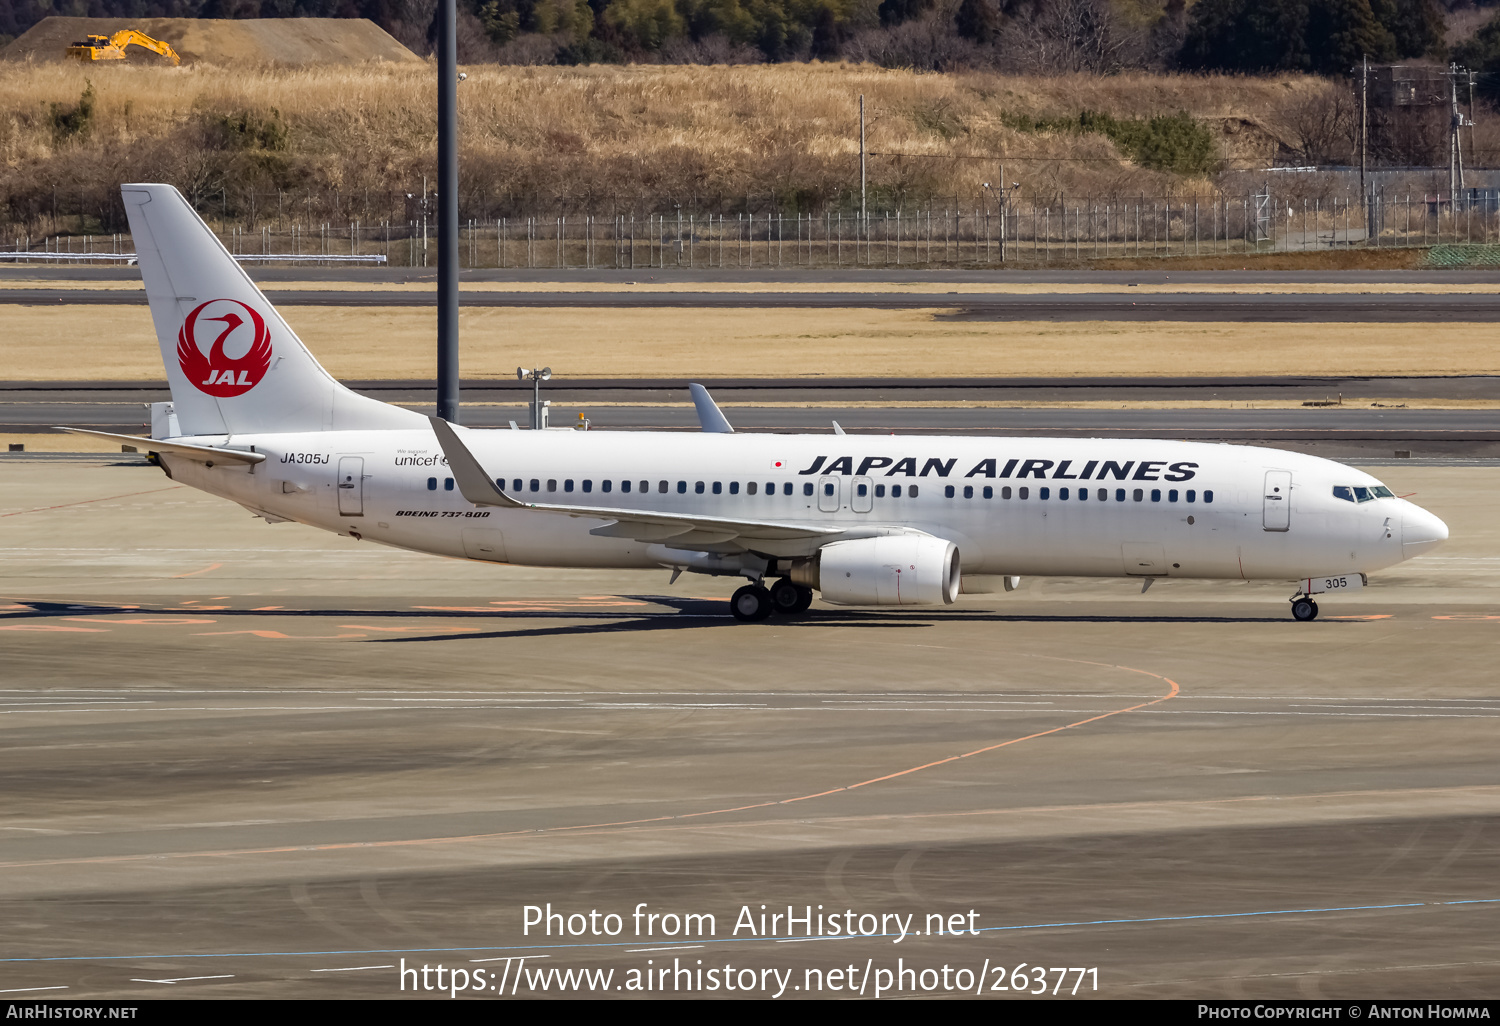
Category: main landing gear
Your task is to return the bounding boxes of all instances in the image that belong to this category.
[731,578,814,622]
[1290,596,1320,621]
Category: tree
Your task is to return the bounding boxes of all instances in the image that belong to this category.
[1181,0,1395,75]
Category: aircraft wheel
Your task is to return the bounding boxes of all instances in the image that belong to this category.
[769,578,813,615]
[1290,598,1319,622]
[730,584,773,622]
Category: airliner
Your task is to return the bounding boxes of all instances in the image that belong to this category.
[63,184,1450,623]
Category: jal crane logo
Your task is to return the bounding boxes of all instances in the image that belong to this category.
[177,299,272,398]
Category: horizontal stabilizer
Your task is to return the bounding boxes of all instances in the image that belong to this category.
[56,427,266,465]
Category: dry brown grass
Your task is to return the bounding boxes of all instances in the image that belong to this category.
[0,60,1331,233]
[9,302,1500,381]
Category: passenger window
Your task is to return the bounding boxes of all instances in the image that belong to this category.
[747,481,757,495]
[892,484,902,498]
[961,485,972,498]
[512,479,522,491]
[564,480,574,493]
[983,485,992,499]
[694,481,704,494]
[1058,487,1068,500]
[1168,489,1178,502]
[1151,489,1160,502]
[582,480,592,493]
[602,480,611,493]
[712,482,722,494]
[800,483,810,496]
[659,481,668,493]
[427,477,437,490]
[621,480,631,493]
[1039,487,1049,500]
[545,479,556,492]
[530,479,540,492]
[1115,489,1125,502]
[1097,488,1107,501]
[1133,488,1143,501]
[444,478,454,491]
[1001,486,1012,499]
[785,483,794,496]
[875,484,886,498]
[945,485,955,498]
[677,481,687,494]
[909,485,919,498]
[857,483,868,497]
[825,483,836,496]
[641,481,649,493]
[1204,490,1214,503]
[1019,487,1029,500]
[729,482,738,495]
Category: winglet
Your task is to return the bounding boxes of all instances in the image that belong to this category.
[688,383,734,434]
[428,417,521,508]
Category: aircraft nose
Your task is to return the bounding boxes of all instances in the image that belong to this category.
[1402,505,1449,558]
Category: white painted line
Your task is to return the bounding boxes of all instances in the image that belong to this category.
[0,986,68,994]
[130,974,235,984]
[625,946,705,953]
[777,936,851,943]
[470,955,550,963]
[310,965,395,972]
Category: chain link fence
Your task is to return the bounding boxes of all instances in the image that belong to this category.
[8,192,1500,268]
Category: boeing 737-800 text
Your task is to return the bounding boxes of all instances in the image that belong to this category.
[62,185,1450,622]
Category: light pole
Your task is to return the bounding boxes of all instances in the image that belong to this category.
[436,0,460,424]
[517,367,551,429]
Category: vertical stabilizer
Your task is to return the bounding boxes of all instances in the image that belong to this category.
[121,184,421,437]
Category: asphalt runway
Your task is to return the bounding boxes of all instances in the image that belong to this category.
[5,287,1500,320]
[1,457,1497,999]
[8,377,1500,459]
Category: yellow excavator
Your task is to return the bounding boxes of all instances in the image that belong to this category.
[67,30,181,65]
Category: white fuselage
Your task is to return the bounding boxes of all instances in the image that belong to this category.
[159,428,1443,582]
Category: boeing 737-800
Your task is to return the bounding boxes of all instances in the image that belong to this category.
[63,184,1450,622]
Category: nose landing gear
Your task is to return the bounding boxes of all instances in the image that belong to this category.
[1290,596,1319,621]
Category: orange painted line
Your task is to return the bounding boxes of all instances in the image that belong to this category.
[0,660,1181,870]
[170,563,222,579]
[0,486,181,518]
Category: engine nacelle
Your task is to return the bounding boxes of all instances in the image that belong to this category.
[802,535,960,606]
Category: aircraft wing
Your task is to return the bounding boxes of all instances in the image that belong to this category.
[55,427,266,465]
[430,417,841,544]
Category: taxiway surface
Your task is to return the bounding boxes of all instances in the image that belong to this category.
[0,457,1497,999]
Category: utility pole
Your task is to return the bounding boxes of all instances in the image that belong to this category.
[1360,55,1369,238]
[1450,63,1467,202]
[859,94,866,225]
[436,0,460,424]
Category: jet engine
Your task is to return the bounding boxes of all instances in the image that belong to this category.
[791,535,960,606]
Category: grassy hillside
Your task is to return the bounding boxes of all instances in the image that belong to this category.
[0,60,1401,234]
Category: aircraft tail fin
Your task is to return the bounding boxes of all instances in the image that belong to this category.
[121,184,421,437]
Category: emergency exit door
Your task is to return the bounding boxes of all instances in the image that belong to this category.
[1263,470,1291,532]
[337,456,365,516]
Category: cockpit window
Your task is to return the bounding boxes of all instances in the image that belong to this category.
[1335,484,1390,503]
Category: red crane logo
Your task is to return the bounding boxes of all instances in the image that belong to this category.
[177,299,272,398]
